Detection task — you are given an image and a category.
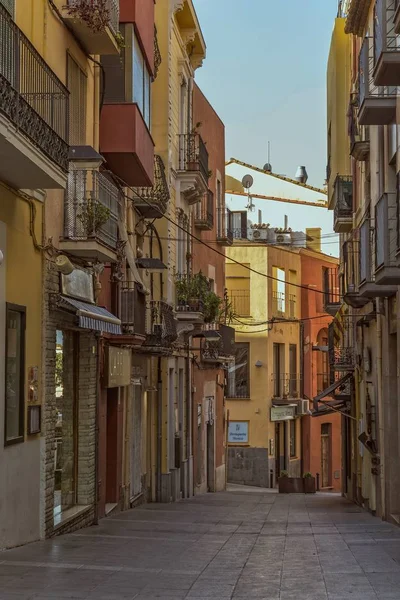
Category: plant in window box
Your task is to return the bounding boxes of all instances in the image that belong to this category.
[278,469,305,494]
[77,200,110,238]
[63,0,110,33]
[303,472,316,494]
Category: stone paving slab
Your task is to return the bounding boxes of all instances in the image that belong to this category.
[2,485,400,599]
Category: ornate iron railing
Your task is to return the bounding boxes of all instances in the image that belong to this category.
[0,3,69,170]
[178,133,209,183]
[194,189,214,229]
[133,155,170,218]
[154,25,161,78]
[120,281,146,336]
[216,207,233,244]
[67,0,120,34]
[333,175,353,223]
[64,169,121,249]
[329,346,354,370]
[144,301,177,349]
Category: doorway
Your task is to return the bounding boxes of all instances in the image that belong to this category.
[106,387,119,512]
[321,422,332,488]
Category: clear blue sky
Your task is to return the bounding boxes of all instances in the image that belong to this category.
[195,0,339,190]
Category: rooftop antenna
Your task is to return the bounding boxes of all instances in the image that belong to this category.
[264,141,272,173]
[242,174,255,211]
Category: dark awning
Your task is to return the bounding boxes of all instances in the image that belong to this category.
[311,399,349,418]
[58,296,122,335]
[136,258,167,272]
[313,372,353,403]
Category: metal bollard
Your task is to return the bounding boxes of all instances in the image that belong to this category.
[316,473,320,491]
[270,469,274,488]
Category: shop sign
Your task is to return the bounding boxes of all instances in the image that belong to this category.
[270,405,296,422]
[228,421,249,443]
[105,347,131,388]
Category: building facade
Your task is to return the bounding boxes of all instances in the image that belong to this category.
[326,0,400,522]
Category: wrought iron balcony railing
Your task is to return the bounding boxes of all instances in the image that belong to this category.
[144,300,177,350]
[120,281,146,337]
[178,133,209,183]
[194,189,214,230]
[329,346,355,371]
[64,169,121,250]
[0,4,69,170]
[272,291,285,317]
[200,324,235,364]
[348,101,370,160]
[154,25,162,78]
[373,0,400,86]
[133,155,170,219]
[323,268,341,314]
[272,374,301,399]
[216,207,233,245]
[66,0,119,34]
[228,289,250,317]
[333,175,353,232]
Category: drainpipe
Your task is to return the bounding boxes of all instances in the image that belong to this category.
[375,299,385,518]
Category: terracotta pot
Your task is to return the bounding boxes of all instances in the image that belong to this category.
[304,477,316,494]
[278,477,305,494]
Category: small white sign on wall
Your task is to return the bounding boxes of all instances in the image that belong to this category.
[228,421,249,443]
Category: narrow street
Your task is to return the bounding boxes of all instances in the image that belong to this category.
[1,487,400,600]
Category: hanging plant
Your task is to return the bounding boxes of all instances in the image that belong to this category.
[64,0,111,33]
[77,200,110,237]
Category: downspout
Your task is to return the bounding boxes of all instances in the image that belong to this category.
[375,299,385,518]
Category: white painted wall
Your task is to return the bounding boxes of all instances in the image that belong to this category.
[0,221,41,549]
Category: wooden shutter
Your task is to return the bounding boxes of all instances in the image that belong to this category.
[67,54,87,146]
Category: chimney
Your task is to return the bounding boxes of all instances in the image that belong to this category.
[306,228,321,253]
[284,215,288,230]
[258,210,262,225]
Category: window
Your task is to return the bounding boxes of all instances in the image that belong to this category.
[290,420,296,458]
[67,54,87,146]
[227,343,249,398]
[289,344,297,396]
[273,343,284,397]
[5,304,26,445]
[133,35,151,128]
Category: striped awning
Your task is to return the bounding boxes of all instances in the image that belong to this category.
[58,296,122,335]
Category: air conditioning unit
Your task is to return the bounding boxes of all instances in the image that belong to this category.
[276,233,291,245]
[296,399,309,415]
[250,228,268,241]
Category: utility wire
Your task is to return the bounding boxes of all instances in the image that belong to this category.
[105,170,336,297]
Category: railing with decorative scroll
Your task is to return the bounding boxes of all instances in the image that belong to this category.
[0,4,69,170]
[333,175,353,223]
[194,189,214,230]
[200,324,235,364]
[216,207,233,244]
[133,155,170,218]
[120,281,146,336]
[144,301,177,350]
[329,346,354,370]
[178,133,209,183]
[67,0,120,34]
[64,169,121,249]
[154,25,161,78]
[359,35,396,103]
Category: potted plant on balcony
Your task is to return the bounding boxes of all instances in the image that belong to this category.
[64,0,111,33]
[278,470,305,494]
[77,200,110,237]
[303,472,316,494]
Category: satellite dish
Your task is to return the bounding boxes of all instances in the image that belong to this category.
[242,174,254,189]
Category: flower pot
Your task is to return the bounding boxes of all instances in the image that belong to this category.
[278,477,305,494]
[304,477,316,494]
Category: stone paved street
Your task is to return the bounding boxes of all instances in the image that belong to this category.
[2,485,400,600]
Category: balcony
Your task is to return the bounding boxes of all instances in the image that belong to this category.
[107,281,147,346]
[272,291,285,318]
[329,346,354,372]
[333,176,353,233]
[0,4,69,190]
[374,192,400,285]
[342,238,369,307]
[177,133,209,204]
[142,301,177,355]
[100,103,154,187]
[120,0,155,76]
[133,155,169,219]
[200,324,235,365]
[323,268,341,316]
[272,374,301,400]
[373,0,400,86]
[194,190,214,230]
[61,0,120,55]
[228,289,250,317]
[358,36,396,125]
[216,207,233,246]
[359,218,397,297]
[349,103,370,161]
[60,169,121,262]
